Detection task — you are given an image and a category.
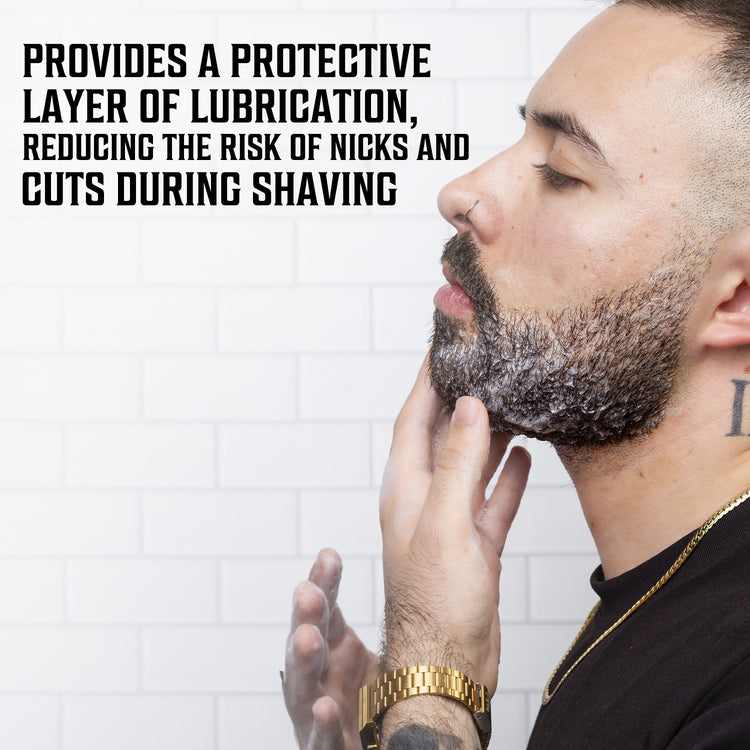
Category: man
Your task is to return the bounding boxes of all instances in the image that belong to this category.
[284,1,750,747]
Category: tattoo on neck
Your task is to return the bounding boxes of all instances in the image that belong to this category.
[386,725,478,750]
[727,379,750,436]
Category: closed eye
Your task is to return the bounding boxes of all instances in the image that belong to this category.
[532,163,583,190]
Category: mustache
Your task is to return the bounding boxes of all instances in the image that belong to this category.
[440,233,497,315]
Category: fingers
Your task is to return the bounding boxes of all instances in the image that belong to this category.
[308,548,342,619]
[482,431,513,488]
[473,430,513,517]
[291,580,329,638]
[285,621,327,725]
[327,603,346,645]
[388,355,443,471]
[306,548,349,645]
[479,446,531,555]
[286,549,343,718]
[428,405,453,473]
[308,697,345,750]
[380,359,445,544]
[421,396,492,527]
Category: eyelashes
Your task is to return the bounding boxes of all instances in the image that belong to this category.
[532,162,583,190]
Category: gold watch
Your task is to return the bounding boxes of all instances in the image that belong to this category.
[358,665,492,750]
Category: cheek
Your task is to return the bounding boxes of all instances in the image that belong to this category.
[519,210,602,298]
[531,202,670,292]
[479,196,675,309]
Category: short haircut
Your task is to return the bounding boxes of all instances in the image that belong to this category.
[614,0,750,231]
[614,1,750,88]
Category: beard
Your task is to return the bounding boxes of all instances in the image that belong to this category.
[429,233,703,448]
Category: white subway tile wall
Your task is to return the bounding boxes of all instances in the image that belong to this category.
[3,2,604,748]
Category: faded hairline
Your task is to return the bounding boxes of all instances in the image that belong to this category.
[612,0,750,237]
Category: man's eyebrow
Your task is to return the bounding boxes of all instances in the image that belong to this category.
[518,103,612,170]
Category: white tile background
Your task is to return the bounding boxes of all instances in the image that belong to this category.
[0,0,604,748]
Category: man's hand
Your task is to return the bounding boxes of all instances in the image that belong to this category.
[380,359,530,694]
[284,548,380,750]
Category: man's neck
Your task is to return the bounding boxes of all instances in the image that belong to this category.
[555,382,750,579]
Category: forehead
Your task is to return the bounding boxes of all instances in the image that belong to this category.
[526,4,723,168]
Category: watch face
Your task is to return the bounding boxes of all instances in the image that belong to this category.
[359,722,378,750]
[474,710,492,735]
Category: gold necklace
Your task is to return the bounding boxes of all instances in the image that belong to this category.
[541,487,750,705]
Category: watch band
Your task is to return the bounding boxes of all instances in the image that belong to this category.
[358,665,492,750]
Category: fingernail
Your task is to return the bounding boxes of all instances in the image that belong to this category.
[453,396,480,425]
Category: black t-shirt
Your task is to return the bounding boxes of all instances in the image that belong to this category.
[527,497,750,749]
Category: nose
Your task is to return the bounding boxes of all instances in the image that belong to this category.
[437,155,505,244]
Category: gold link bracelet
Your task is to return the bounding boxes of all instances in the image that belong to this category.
[359,665,491,750]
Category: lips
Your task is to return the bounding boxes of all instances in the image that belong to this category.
[434,263,475,316]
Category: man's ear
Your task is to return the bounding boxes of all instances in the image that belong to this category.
[704,226,750,349]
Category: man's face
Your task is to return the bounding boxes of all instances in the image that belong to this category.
[430,232,702,446]
[430,4,721,447]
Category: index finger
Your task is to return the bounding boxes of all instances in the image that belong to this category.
[388,354,443,472]
[380,356,444,542]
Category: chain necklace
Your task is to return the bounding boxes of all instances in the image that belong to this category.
[541,487,750,705]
